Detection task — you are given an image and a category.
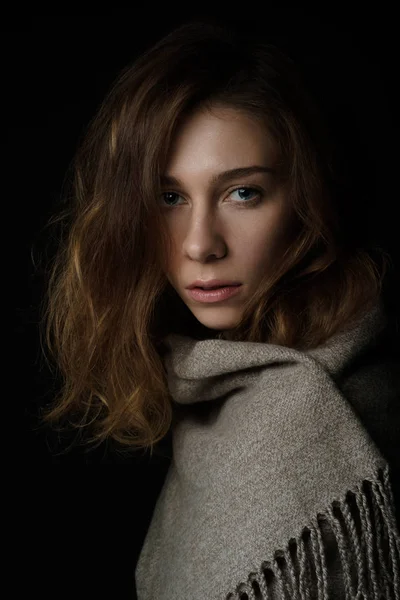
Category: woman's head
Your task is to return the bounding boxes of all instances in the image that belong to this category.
[41,19,389,452]
[72,18,342,340]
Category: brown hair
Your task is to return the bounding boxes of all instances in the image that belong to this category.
[39,19,391,455]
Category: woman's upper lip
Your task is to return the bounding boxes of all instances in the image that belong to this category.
[186,280,242,289]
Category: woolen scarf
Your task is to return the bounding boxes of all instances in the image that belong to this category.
[135,300,400,599]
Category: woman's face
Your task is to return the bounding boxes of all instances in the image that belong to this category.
[159,106,296,333]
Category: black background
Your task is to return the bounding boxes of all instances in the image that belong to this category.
[9,10,399,599]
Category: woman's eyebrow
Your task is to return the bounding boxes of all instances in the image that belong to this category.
[160,165,275,187]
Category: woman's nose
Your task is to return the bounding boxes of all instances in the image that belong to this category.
[181,212,227,262]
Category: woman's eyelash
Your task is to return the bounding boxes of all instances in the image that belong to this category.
[160,186,263,208]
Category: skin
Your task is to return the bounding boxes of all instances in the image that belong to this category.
[159,105,297,335]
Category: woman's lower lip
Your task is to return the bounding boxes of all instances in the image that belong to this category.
[187,285,242,303]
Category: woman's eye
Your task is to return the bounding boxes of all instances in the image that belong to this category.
[160,192,183,207]
[229,187,261,203]
[159,186,261,208]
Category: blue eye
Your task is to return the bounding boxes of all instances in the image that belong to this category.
[229,187,260,203]
[159,186,262,208]
[161,192,183,207]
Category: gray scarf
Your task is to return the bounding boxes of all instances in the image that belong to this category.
[135,300,400,599]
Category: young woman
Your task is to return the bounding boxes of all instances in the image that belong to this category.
[41,19,400,600]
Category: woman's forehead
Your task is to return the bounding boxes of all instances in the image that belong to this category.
[164,107,279,177]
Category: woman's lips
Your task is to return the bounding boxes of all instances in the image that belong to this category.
[186,284,242,303]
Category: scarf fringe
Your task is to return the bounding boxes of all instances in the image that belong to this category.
[227,464,400,600]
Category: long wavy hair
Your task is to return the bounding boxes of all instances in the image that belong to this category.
[39,18,392,456]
